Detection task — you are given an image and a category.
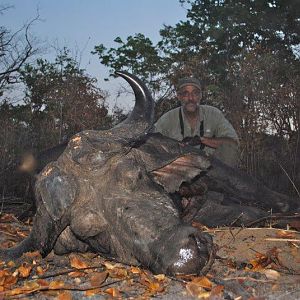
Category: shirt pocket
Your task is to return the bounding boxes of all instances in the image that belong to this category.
[203,128,213,138]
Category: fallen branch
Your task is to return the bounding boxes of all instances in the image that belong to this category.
[222,276,274,283]
[245,214,300,228]
[265,238,300,243]
[278,162,300,199]
[32,265,106,280]
[2,277,129,299]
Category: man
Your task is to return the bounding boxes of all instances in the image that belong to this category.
[155,77,239,168]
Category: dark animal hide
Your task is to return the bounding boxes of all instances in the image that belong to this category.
[1,72,298,276]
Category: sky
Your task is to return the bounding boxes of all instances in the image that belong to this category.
[1,0,188,110]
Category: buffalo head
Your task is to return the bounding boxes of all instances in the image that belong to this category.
[0,71,215,276]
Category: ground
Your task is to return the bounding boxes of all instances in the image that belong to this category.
[0,213,299,299]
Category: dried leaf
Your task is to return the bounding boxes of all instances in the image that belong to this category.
[186,282,210,298]
[18,262,32,278]
[73,277,82,285]
[0,213,16,222]
[154,274,166,281]
[246,248,279,270]
[103,261,116,270]
[23,280,40,290]
[89,271,108,287]
[109,267,128,279]
[140,274,164,293]
[0,224,17,235]
[3,281,41,296]
[261,269,281,280]
[190,276,213,290]
[85,288,102,296]
[210,285,224,297]
[0,269,10,278]
[16,229,29,238]
[7,261,15,268]
[57,291,73,300]
[246,258,266,270]
[175,273,196,281]
[24,218,33,225]
[4,275,18,287]
[68,271,85,278]
[5,287,25,296]
[191,221,209,231]
[24,251,41,259]
[105,287,121,297]
[276,230,296,239]
[49,280,65,289]
[36,266,46,276]
[130,266,141,274]
[36,279,49,287]
[69,255,88,269]
[81,252,98,259]
[1,240,16,249]
[149,281,164,293]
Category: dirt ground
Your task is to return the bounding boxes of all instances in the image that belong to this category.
[0,214,300,299]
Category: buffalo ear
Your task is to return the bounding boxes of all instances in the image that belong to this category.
[151,154,210,193]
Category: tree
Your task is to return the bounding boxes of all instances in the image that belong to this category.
[93,0,299,100]
[0,5,39,97]
[19,48,112,149]
[0,49,114,201]
[93,0,300,195]
[93,34,171,99]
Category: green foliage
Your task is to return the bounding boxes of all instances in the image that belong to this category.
[0,48,117,200]
[93,34,166,95]
[93,0,299,95]
[92,0,300,195]
[18,48,111,150]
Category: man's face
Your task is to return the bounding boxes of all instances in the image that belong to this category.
[177,85,202,114]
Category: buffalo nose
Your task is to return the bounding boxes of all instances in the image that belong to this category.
[166,234,211,275]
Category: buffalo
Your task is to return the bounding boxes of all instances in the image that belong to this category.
[0,71,298,276]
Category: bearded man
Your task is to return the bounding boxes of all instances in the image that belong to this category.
[155,77,239,168]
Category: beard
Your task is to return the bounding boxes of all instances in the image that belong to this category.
[183,101,199,113]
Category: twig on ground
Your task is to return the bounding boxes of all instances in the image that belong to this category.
[265,238,300,243]
[278,162,300,199]
[31,265,106,280]
[229,213,244,227]
[245,214,300,228]
[222,276,274,283]
[2,278,127,299]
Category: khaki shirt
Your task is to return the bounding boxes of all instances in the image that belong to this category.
[155,105,239,156]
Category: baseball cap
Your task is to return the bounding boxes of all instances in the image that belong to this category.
[176,77,201,90]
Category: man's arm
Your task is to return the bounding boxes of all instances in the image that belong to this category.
[200,137,238,149]
[201,107,239,149]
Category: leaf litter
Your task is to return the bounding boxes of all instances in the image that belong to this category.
[0,213,299,299]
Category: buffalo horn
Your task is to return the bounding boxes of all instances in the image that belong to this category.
[114,71,154,136]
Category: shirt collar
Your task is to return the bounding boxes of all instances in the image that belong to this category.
[180,105,204,123]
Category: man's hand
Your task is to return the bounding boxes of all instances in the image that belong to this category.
[182,136,238,149]
[182,135,202,146]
